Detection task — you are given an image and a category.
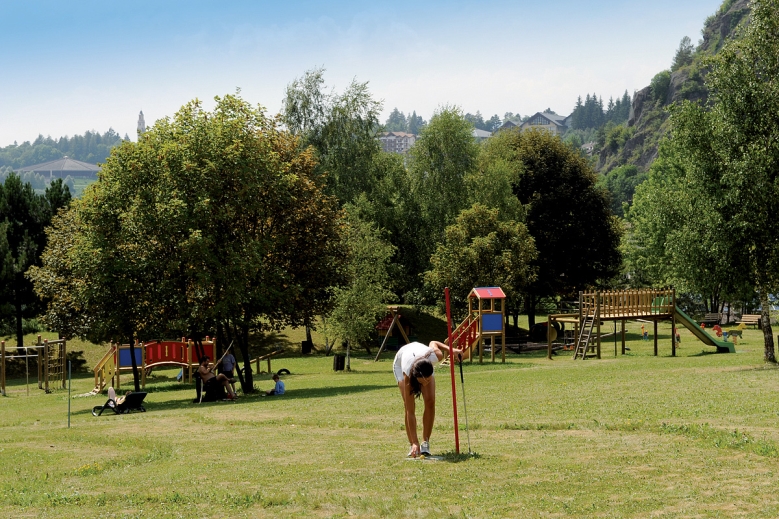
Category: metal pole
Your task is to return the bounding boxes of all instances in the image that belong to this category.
[68,361,71,428]
[444,288,460,454]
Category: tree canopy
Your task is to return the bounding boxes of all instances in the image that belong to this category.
[482,128,622,325]
[634,0,779,361]
[30,94,346,390]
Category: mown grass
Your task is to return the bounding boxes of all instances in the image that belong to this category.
[2,319,779,518]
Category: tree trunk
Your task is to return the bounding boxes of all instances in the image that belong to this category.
[759,291,776,363]
[305,324,313,348]
[346,340,351,371]
[128,335,141,393]
[525,296,538,329]
[239,323,254,393]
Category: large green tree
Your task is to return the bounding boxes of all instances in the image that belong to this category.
[30,94,345,391]
[408,106,479,280]
[282,67,383,205]
[0,174,70,349]
[650,0,779,361]
[625,141,751,312]
[423,204,537,323]
[327,208,395,368]
[482,129,622,326]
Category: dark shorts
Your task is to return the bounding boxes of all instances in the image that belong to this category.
[222,370,234,379]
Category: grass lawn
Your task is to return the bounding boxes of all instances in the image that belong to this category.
[2,319,779,518]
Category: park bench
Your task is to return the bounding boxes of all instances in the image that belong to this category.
[249,349,284,375]
[738,314,762,329]
[700,313,720,326]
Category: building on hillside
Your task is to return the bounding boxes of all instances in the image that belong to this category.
[497,120,519,131]
[496,112,572,136]
[519,112,571,136]
[15,156,100,180]
[379,131,417,154]
[472,128,492,142]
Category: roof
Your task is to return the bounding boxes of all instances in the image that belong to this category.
[523,112,569,127]
[380,132,416,138]
[15,156,100,173]
[469,287,506,300]
[472,128,492,138]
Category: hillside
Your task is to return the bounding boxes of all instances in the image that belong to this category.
[597,0,751,173]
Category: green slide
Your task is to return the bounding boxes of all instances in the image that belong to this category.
[674,305,735,353]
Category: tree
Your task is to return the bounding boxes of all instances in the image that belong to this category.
[282,67,383,205]
[672,36,695,71]
[30,94,346,391]
[483,129,622,326]
[384,108,408,132]
[485,114,502,132]
[328,208,396,369]
[423,204,537,322]
[0,174,70,349]
[624,141,750,309]
[650,70,671,104]
[655,0,779,361]
[407,111,426,135]
[408,106,479,276]
[596,164,646,217]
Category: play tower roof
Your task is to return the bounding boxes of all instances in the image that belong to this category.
[469,287,506,300]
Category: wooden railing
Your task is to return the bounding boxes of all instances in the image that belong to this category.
[580,289,675,318]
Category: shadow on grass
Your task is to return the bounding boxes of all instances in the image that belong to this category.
[409,451,481,463]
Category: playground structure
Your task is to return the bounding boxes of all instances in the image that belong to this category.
[546,288,735,360]
[1,336,67,396]
[445,287,507,363]
[373,306,412,361]
[92,338,217,394]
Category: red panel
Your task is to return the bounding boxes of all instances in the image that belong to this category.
[470,287,506,300]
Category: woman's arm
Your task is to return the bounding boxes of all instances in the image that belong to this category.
[428,341,463,362]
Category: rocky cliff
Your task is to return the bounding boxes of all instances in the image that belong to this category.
[597,0,750,173]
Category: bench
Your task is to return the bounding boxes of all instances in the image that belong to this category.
[700,313,720,326]
[738,314,762,329]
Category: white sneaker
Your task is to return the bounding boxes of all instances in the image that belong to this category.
[407,445,415,457]
[420,441,431,456]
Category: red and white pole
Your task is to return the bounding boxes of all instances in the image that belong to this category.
[445,287,460,454]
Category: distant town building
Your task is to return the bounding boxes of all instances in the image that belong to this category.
[137,111,146,135]
[472,128,492,142]
[15,156,100,180]
[520,112,571,136]
[379,131,417,154]
[497,112,572,136]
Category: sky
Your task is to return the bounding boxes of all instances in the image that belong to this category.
[0,0,723,148]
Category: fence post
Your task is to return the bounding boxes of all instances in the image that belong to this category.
[1,341,5,396]
[44,339,50,393]
[61,340,67,389]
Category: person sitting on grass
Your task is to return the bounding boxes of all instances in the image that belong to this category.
[263,373,285,396]
[198,356,237,400]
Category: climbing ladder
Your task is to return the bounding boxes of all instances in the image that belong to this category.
[573,303,598,359]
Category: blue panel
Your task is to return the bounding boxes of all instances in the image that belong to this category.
[482,313,503,332]
[118,348,143,368]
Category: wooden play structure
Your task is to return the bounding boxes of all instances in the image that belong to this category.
[1,336,67,396]
[373,306,412,361]
[547,288,735,360]
[92,337,217,394]
[445,287,507,363]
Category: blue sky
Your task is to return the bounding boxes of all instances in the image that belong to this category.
[0,0,722,147]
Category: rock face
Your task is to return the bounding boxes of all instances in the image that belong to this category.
[627,87,651,128]
[598,0,751,174]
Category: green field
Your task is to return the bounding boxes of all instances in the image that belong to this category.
[2,320,779,518]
